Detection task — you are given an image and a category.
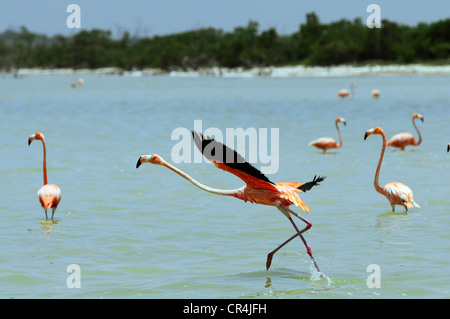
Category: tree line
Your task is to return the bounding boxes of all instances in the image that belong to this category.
[0,12,449,72]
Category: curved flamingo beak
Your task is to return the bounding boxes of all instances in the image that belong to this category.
[28,134,36,145]
[136,155,153,168]
[136,157,143,168]
[364,128,374,140]
[447,144,449,153]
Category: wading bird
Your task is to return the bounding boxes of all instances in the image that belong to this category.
[387,113,424,150]
[337,89,350,98]
[136,131,326,273]
[309,117,346,153]
[371,89,380,98]
[337,83,356,98]
[364,127,420,212]
[28,132,61,220]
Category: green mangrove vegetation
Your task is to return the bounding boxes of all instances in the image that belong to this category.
[0,12,449,72]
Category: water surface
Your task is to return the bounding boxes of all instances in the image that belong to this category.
[0,73,449,298]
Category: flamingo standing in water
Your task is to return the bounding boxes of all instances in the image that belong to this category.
[371,89,380,99]
[136,131,326,273]
[364,127,420,212]
[386,113,424,150]
[28,132,61,220]
[308,117,346,153]
[337,83,356,98]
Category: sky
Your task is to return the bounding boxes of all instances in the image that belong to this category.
[1,0,449,37]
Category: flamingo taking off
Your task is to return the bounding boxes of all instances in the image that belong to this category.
[28,132,61,220]
[136,131,326,273]
[386,112,424,150]
[364,127,420,212]
[309,117,346,153]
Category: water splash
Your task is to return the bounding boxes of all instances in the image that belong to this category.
[309,263,333,287]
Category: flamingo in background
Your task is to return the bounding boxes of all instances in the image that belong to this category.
[28,132,61,220]
[136,131,326,274]
[337,89,350,98]
[337,83,356,98]
[387,113,424,150]
[371,89,380,99]
[309,117,347,153]
[364,127,420,212]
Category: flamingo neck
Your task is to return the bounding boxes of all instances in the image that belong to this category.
[42,139,48,185]
[413,117,422,145]
[335,121,343,148]
[374,132,386,195]
[160,160,241,197]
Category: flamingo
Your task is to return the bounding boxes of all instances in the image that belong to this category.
[337,89,350,98]
[364,127,420,212]
[308,117,346,153]
[28,132,61,220]
[136,131,326,273]
[371,89,380,98]
[386,112,424,150]
[337,83,356,98]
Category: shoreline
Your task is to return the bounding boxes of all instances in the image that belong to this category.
[6,64,450,78]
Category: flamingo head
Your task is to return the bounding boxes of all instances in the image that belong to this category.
[28,132,45,145]
[447,144,450,153]
[413,113,424,122]
[336,117,347,126]
[364,126,384,140]
[136,154,164,168]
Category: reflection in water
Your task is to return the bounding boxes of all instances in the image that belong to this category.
[39,220,58,238]
[265,277,271,288]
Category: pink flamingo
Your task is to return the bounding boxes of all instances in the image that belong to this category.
[137,131,326,273]
[337,83,356,98]
[364,127,420,212]
[371,89,380,98]
[309,117,346,153]
[387,113,424,150]
[337,89,350,98]
[28,132,61,220]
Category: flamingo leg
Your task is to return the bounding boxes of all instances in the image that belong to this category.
[266,232,298,270]
[266,206,321,274]
[44,208,48,220]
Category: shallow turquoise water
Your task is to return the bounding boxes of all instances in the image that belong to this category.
[0,73,448,298]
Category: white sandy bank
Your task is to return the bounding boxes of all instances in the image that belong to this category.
[12,64,450,78]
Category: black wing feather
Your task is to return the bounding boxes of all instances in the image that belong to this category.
[297,175,326,192]
[192,131,275,185]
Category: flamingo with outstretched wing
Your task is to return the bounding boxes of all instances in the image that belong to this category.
[137,131,326,273]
